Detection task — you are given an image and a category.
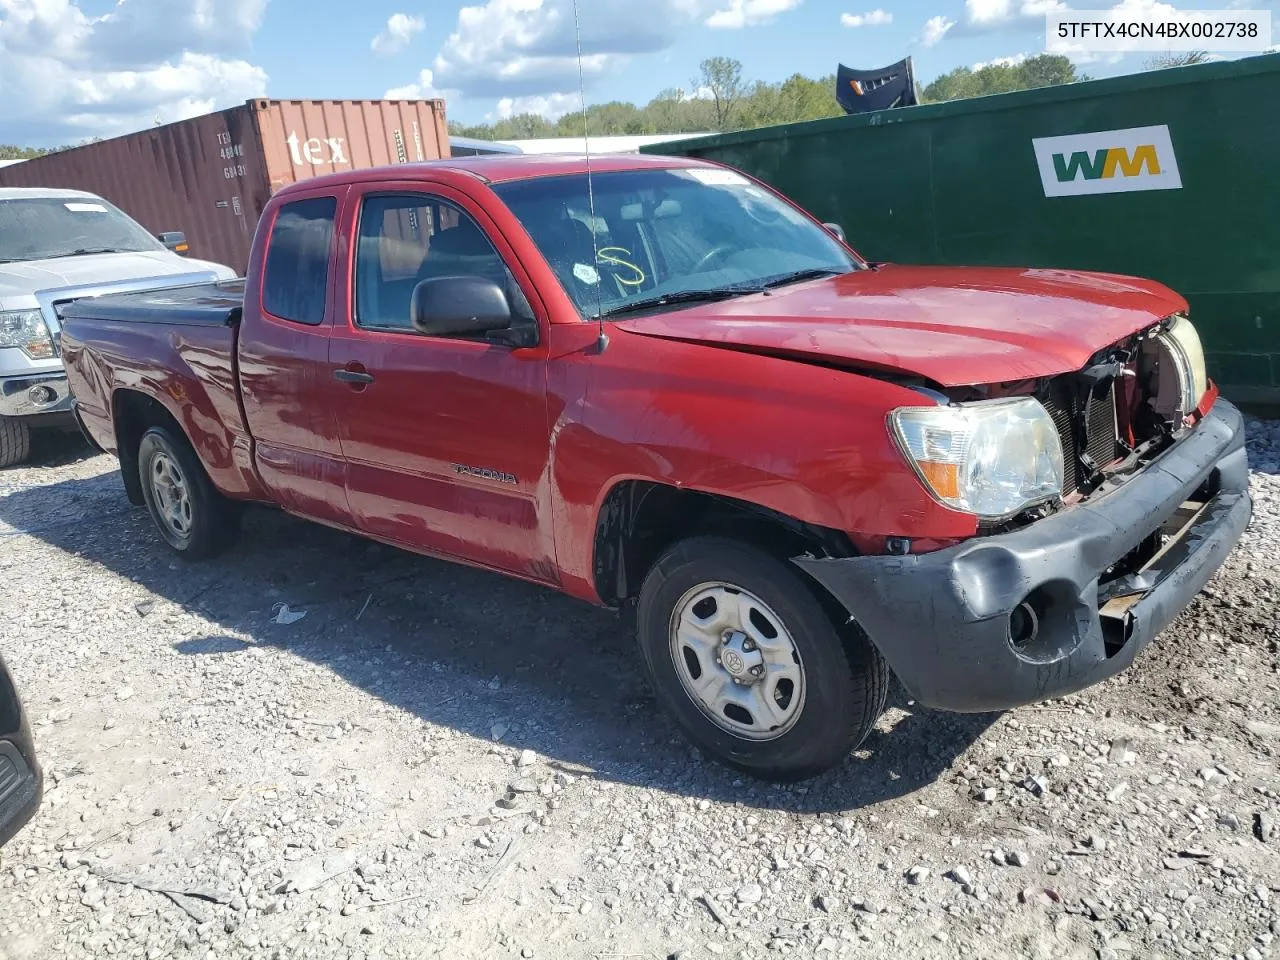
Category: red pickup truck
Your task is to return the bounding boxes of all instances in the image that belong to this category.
[59,154,1252,781]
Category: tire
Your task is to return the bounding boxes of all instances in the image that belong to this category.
[636,536,888,782]
[0,417,31,468]
[136,425,239,560]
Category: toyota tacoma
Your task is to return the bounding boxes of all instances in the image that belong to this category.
[58,155,1252,780]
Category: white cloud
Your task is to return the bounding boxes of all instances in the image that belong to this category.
[371,13,425,57]
[840,8,891,28]
[385,68,442,99]
[496,92,580,120]
[965,0,1066,28]
[921,15,956,45]
[930,0,1200,45]
[1044,0,1179,60]
[705,0,801,29]
[429,0,678,98]
[421,0,779,101]
[972,52,1028,69]
[0,0,268,144]
[1105,0,1179,17]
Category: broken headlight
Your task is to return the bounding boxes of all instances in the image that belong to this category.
[1144,313,1208,422]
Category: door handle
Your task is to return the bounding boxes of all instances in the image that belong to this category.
[334,368,374,385]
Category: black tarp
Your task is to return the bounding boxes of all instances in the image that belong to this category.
[835,58,921,114]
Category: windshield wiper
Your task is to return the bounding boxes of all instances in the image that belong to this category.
[756,267,845,290]
[38,247,132,259]
[597,286,759,319]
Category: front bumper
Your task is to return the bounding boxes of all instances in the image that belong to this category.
[0,372,74,419]
[796,399,1252,713]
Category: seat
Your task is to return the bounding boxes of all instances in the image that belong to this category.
[538,216,597,274]
[416,220,505,286]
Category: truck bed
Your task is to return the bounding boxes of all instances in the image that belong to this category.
[57,279,245,327]
[59,278,263,501]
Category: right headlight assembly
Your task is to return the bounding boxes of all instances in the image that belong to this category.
[890,397,1065,519]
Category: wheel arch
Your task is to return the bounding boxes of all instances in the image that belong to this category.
[590,479,859,608]
[111,389,190,506]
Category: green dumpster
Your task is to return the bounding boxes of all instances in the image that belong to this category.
[644,54,1280,405]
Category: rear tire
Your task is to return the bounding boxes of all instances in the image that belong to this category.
[636,536,887,782]
[0,417,32,468]
[137,425,239,560]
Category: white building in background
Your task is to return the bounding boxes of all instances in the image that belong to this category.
[0,160,27,169]
[494,133,714,155]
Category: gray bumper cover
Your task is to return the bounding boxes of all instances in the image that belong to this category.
[795,400,1252,713]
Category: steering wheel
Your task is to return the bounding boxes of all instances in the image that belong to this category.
[692,242,737,273]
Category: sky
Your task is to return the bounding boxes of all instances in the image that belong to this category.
[0,0,1276,145]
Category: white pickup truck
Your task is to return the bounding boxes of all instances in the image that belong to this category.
[0,187,237,466]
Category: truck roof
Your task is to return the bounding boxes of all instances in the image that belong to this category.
[274,152,717,196]
[0,186,105,201]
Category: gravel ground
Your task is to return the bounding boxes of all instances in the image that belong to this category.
[0,417,1277,960]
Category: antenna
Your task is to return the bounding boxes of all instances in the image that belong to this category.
[572,0,608,354]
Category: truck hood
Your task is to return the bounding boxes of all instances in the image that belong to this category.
[0,250,231,303]
[615,264,1188,387]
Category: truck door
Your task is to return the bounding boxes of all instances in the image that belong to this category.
[327,183,556,582]
[238,187,354,528]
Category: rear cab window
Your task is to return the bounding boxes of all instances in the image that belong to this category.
[262,196,338,325]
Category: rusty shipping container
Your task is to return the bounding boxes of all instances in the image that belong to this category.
[0,99,450,273]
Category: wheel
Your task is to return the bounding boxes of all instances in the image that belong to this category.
[136,425,239,559]
[0,417,31,468]
[636,536,888,782]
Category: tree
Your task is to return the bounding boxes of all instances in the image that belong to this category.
[922,54,1088,103]
[779,73,843,123]
[696,56,747,131]
[450,113,555,140]
[1144,51,1211,70]
[645,88,696,133]
[441,51,1094,145]
[0,145,52,160]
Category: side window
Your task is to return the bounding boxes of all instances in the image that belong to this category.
[262,196,337,325]
[354,193,530,333]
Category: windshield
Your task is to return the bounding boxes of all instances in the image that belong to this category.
[0,196,165,263]
[491,167,860,319]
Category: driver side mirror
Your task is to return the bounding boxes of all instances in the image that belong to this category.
[823,222,846,243]
[158,231,189,255]
[410,276,535,347]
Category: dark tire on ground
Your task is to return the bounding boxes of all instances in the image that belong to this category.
[0,417,32,468]
[636,535,888,782]
[137,425,240,560]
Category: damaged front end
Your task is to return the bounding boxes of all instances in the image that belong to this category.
[795,314,1253,713]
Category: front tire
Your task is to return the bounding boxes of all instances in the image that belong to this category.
[137,426,239,560]
[636,536,887,782]
[0,417,32,468]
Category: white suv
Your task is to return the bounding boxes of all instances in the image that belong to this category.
[0,187,237,466]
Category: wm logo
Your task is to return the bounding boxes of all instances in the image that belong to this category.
[1053,145,1162,182]
[1033,125,1182,197]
